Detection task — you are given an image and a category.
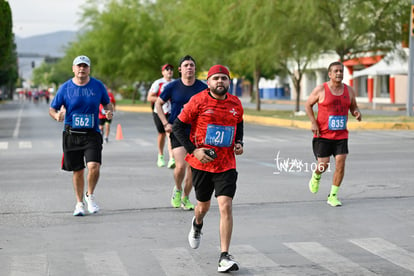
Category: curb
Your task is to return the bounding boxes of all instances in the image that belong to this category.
[117,105,414,130]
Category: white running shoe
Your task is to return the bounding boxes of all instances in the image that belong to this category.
[218,253,239,272]
[85,193,100,214]
[73,202,85,216]
[188,216,202,249]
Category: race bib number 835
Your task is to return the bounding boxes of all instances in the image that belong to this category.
[205,124,235,147]
[328,115,347,130]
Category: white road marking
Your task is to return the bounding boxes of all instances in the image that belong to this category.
[350,237,414,272]
[10,254,48,276]
[152,247,206,276]
[284,241,376,275]
[84,251,129,276]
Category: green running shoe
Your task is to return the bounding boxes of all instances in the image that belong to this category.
[327,194,342,207]
[171,188,182,208]
[181,196,194,210]
[309,173,320,194]
[167,158,176,169]
[157,154,165,167]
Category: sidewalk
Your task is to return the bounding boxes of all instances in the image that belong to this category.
[117,98,414,130]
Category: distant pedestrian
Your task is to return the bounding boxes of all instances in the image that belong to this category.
[305,61,361,207]
[49,55,114,216]
[147,63,175,168]
[99,87,116,143]
[173,64,244,272]
[155,55,207,211]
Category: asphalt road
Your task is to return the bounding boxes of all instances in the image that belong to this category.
[1,99,414,276]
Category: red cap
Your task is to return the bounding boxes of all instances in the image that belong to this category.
[207,65,230,79]
[162,64,173,71]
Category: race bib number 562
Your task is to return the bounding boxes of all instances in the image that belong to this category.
[72,114,94,128]
[328,115,347,130]
[205,124,235,147]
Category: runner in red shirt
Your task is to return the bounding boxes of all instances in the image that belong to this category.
[305,61,362,207]
[172,64,244,273]
[99,88,116,143]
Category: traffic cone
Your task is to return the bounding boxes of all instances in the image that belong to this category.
[116,123,123,140]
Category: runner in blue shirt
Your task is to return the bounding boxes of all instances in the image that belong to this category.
[49,55,114,216]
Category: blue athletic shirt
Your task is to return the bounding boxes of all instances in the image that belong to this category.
[159,79,207,124]
[51,77,110,133]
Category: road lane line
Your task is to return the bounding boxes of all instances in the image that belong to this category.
[10,254,48,276]
[12,105,24,138]
[18,141,32,149]
[350,237,414,272]
[232,244,296,275]
[152,247,206,276]
[84,251,129,276]
[0,141,8,150]
[284,242,376,275]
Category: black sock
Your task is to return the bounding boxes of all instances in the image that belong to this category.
[193,219,203,229]
[220,252,229,258]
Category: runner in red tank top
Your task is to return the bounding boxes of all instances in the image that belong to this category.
[305,61,362,207]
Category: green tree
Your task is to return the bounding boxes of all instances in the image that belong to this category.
[0,0,18,99]
[316,0,411,61]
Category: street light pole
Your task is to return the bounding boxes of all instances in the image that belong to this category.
[407,1,414,116]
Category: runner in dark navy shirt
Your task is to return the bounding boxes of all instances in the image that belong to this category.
[155,55,207,211]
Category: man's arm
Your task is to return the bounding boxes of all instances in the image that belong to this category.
[348,86,362,121]
[172,118,196,154]
[49,106,65,122]
[147,91,158,103]
[103,103,114,120]
[305,85,323,137]
[234,120,244,155]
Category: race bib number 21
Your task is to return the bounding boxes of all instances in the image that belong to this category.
[205,124,234,147]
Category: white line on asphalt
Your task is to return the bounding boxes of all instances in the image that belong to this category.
[232,244,296,275]
[350,237,414,272]
[152,247,206,276]
[84,251,129,276]
[18,141,32,149]
[0,141,8,150]
[10,254,48,276]
[131,138,153,146]
[12,105,24,138]
[284,241,377,275]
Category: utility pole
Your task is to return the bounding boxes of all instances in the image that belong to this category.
[407,1,414,116]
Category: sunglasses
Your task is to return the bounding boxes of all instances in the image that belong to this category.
[164,67,173,71]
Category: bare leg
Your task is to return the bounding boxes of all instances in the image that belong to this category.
[183,165,192,197]
[315,157,330,175]
[166,132,174,160]
[172,146,187,191]
[194,200,211,224]
[157,133,166,155]
[333,154,347,187]
[73,169,85,202]
[217,196,233,253]
[86,161,100,195]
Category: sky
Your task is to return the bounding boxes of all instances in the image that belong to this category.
[8,0,85,38]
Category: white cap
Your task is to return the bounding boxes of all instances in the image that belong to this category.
[73,55,91,66]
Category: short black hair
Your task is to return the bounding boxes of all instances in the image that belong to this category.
[328,61,344,72]
[178,55,196,67]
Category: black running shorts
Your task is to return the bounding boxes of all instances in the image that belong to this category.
[191,168,238,202]
[153,112,170,134]
[312,138,348,159]
[61,130,103,171]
